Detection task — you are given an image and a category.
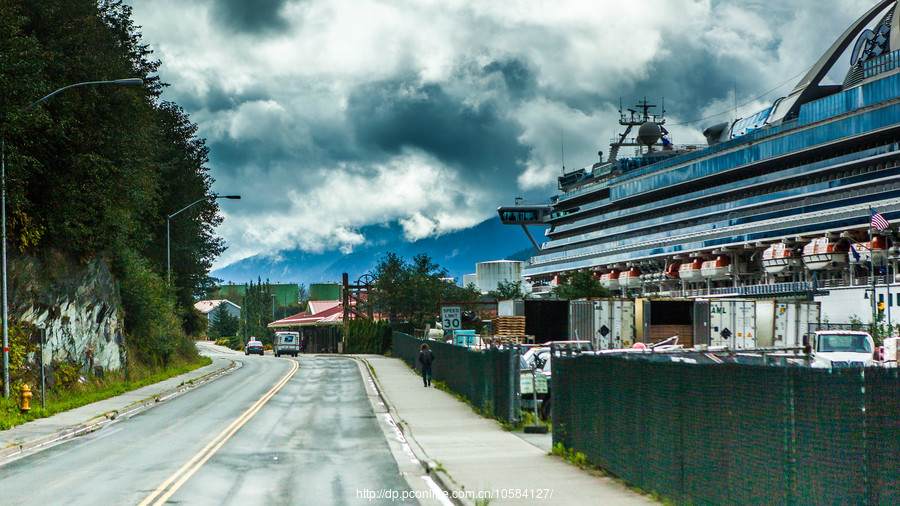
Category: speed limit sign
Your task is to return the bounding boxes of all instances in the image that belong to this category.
[441,306,461,332]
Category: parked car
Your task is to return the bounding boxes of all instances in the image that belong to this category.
[245,340,264,356]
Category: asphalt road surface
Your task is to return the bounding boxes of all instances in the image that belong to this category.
[0,347,415,505]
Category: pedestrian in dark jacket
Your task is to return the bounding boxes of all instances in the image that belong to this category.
[418,343,435,387]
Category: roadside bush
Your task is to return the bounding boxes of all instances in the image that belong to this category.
[113,250,197,366]
[0,322,45,396]
[344,319,392,354]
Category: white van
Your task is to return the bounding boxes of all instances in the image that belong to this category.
[274,332,300,357]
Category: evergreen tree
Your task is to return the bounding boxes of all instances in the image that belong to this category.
[209,303,239,339]
[239,278,276,346]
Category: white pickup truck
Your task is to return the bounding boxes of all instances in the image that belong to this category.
[809,330,876,368]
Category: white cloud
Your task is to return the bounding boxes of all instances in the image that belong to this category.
[128,0,882,269]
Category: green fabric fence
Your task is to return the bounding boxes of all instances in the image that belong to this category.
[393,332,520,423]
[552,354,900,505]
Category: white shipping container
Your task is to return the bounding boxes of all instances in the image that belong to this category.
[772,300,820,348]
[497,300,521,317]
[595,299,635,349]
[708,299,757,349]
[569,301,596,347]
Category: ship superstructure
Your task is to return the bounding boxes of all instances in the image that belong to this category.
[499,0,900,320]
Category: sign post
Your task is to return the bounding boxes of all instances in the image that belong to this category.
[441,306,461,339]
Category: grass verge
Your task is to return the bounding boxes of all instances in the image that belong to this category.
[0,356,212,432]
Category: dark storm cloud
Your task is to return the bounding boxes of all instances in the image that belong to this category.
[483,58,537,100]
[177,83,271,115]
[347,79,529,174]
[212,0,290,34]
[609,36,779,135]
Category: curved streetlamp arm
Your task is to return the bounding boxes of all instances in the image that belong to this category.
[167,194,241,284]
[23,78,143,111]
[168,197,210,220]
[168,194,241,219]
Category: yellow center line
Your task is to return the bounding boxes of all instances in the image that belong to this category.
[139,357,299,506]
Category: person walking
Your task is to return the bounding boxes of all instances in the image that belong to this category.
[418,343,435,387]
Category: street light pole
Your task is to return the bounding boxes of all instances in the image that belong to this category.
[167,194,241,284]
[3,78,143,398]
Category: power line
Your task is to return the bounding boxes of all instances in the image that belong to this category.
[668,65,814,127]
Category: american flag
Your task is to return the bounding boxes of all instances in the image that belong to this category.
[871,209,890,230]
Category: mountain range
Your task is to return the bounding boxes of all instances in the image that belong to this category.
[211,218,539,287]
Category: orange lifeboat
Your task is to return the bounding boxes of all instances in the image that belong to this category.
[762,243,799,275]
[599,270,620,290]
[849,235,887,264]
[802,237,848,270]
[700,255,731,280]
[620,267,642,288]
[664,262,681,280]
[679,259,704,282]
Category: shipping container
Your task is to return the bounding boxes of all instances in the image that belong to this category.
[568,299,635,349]
[569,301,595,346]
[596,299,635,349]
[497,299,568,343]
[771,300,820,347]
[709,299,757,348]
[637,299,695,346]
[498,299,523,317]
[694,299,819,349]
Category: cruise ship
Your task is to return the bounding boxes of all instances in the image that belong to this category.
[499,0,900,324]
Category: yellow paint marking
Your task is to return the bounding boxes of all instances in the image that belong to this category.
[139,358,299,506]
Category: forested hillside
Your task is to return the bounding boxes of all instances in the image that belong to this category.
[0,1,223,364]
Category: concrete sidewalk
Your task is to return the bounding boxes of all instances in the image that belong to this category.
[359,355,656,505]
[0,342,238,463]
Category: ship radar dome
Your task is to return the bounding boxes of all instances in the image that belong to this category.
[637,122,661,147]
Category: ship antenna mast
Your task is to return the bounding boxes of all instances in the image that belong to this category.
[560,129,566,174]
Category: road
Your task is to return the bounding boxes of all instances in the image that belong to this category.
[0,346,416,504]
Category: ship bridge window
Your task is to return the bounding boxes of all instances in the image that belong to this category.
[501,210,539,222]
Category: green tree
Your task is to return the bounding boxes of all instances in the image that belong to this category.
[371,253,409,326]
[369,252,453,331]
[408,253,449,329]
[0,1,230,365]
[209,303,239,339]
[488,280,529,300]
[239,278,276,346]
[551,270,613,300]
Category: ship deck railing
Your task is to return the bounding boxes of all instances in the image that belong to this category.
[639,276,895,299]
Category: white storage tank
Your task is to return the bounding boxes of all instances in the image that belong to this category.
[476,260,527,294]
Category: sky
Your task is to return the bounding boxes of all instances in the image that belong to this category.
[126,0,876,269]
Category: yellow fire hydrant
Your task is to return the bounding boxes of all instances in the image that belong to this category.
[19,384,33,413]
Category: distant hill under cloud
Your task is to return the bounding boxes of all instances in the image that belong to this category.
[211,218,540,286]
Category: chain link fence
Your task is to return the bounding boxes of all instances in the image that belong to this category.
[393,332,520,423]
[553,353,900,504]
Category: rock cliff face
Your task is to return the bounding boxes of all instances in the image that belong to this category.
[11,253,125,372]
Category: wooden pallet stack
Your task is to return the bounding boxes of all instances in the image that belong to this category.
[492,316,526,335]
[489,316,532,346]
